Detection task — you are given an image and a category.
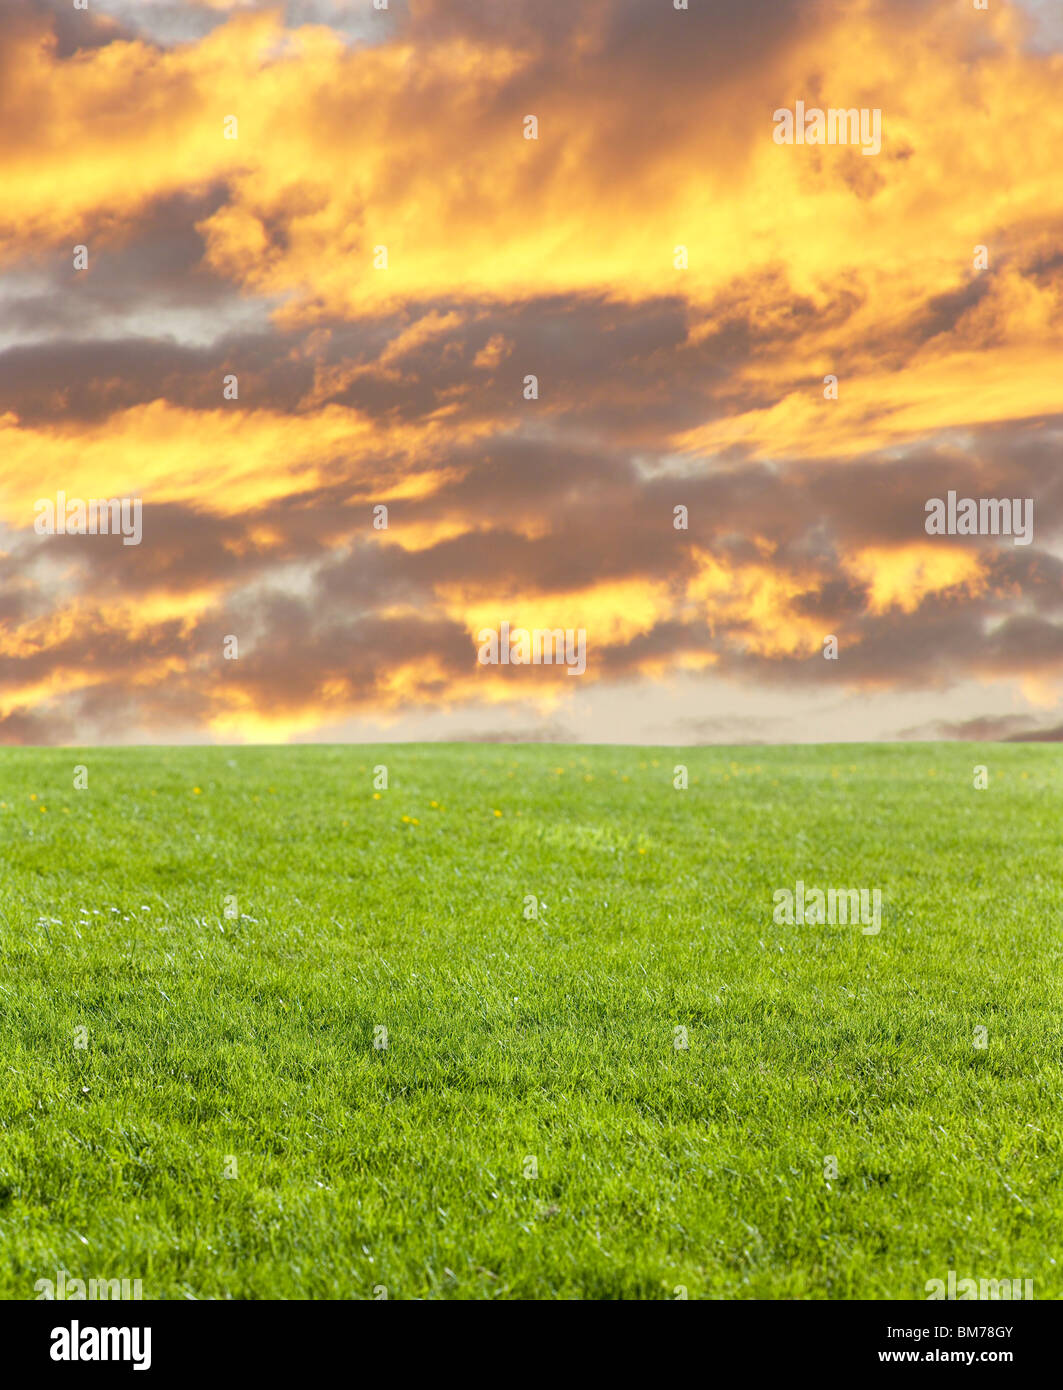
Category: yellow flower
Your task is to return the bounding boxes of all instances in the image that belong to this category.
[30,794,37,801]
[373,792,381,800]
[193,787,202,794]
[430,800,439,808]
[493,809,503,817]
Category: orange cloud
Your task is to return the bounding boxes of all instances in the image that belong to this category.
[842,544,987,615]
[2,0,1061,743]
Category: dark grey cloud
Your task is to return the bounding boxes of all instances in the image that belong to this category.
[898,714,1044,741]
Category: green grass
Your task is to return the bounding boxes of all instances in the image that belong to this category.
[0,742,1060,1300]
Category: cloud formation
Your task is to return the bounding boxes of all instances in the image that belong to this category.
[1,0,1062,743]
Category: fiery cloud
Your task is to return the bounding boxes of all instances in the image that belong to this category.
[1,0,1062,744]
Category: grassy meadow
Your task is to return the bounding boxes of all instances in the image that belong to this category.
[0,742,1059,1299]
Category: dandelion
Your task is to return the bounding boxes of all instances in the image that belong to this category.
[493,809,503,817]
[193,787,202,795]
[373,792,381,800]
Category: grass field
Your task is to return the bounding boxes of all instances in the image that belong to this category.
[0,742,1060,1300]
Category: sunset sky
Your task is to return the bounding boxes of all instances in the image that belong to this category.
[2,0,1062,744]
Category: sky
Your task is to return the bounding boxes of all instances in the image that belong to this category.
[1,0,1061,746]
